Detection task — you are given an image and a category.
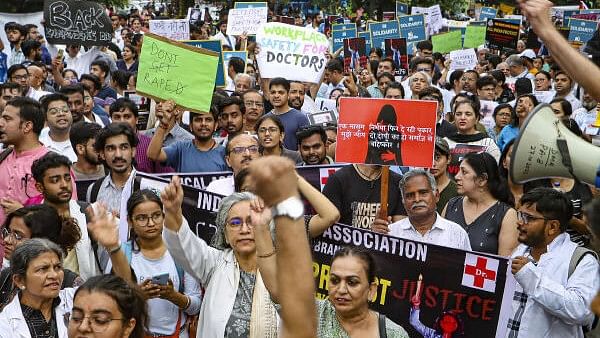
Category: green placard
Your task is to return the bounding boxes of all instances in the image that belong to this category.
[463,25,487,49]
[137,33,219,113]
[432,30,462,53]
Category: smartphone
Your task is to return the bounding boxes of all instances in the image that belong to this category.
[151,273,169,285]
[57,49,64,61]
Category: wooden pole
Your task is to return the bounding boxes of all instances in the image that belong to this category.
[378,165,390,219]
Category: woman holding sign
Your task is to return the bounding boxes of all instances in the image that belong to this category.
[117,44,139,73]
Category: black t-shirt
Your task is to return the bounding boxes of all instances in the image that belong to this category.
[322,165,406,229]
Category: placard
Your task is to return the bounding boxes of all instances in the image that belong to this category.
[568,18,598,43]
[315,98,338,113]
[396,2,409,15]
[383,12,397,21]
[426,5,444,36]
[463,25,487,48]
[479,7,498,21]
[384,38,408,76]
[234,1,268,8]
[309,111,337,125]
[432,30,462,53]
[480,100,499,130]
[448,144,487,177]
[137,33,219,113]
[43,0,112,46]
[449,49,478,70]
[149,19,189,41]
[499,3,515,15]
[226,7,268,35]
[359,31,372,50]
[184,40,226,88]
[343,37,367,72]
[332,24,357,55]
[256,22,329,83]
[399,14,426,55]
[485,19,519,50]
[336,98,437,167]
[369,21,401,50]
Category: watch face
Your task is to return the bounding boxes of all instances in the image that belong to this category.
[276,197,304,219]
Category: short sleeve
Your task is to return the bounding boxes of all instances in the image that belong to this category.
[163,140,184,168]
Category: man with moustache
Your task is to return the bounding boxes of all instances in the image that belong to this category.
[6,64,47,100]
[0,83,21,112]
[289,81,316,114]
[218,95,245,142]
[296,125,333,165]
[31,152,100,280]
[70,122,105,180]
[59,85,86,124]
[147,100,228,173]
[241,89,265,133]
[39,93,77,162]
[507,188,598,338]
[386,170,471,250]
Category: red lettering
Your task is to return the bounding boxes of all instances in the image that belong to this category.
[453,293,467,314]
[482,299,496,320]
[439,288,453,310]
[466,295,481,318]
[425,285,439,308]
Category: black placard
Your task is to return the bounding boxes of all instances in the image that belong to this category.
[44,0,113,46]
[485,19,520,50]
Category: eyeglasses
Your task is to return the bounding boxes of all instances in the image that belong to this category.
[257,127,279,134]
[227,217,253,230]
[47,107,70,115]
[68,313,123,333]
[132,211,164,226]
[230,145,259,155]
[416,68,432,72]
[517,211,547,224]
[244,101,264,108]
[1,227,25,241]
[11,74,29,81]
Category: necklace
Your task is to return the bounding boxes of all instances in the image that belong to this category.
[353,164,382,181]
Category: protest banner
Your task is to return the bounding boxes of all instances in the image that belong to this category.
[343,37,367,73]
[568,18,598,43]
[149,19,189,41]
[449,49,478,70]
[312,223,514,338]
[463,25,487,48]
[485,19,520,50]
[396,2,409,15]
[137,33,219,113]
[448,144,487,177]
[124,91,151,130]
[332,24,357,54]
[359,31,372,50]
[234,1,268,8]
[222,51,247,78]
[497,17,522,25]
[399,14,426,55]
[336,98,437,167]
[184,40,226,88]
[431,30,462,53]
[226,7,268,35]
[572,12,600,21]
[43,0,112,46]
[384,38,408,76]
[479,7,498,21]
[256,22,329,83]
[369,21,401,50]
[309,111,337,126]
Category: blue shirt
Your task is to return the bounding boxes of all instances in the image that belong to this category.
[164,140,228,173]
[0,52,6,83]
[266,108,309,151]
[497,125,519,151]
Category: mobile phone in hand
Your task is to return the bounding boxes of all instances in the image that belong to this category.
[151,273,169,285]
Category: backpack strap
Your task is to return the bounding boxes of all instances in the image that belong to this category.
[0,147,13,164]
[86,177,105,203]
[378,313,388,338]
[569,246,598,278]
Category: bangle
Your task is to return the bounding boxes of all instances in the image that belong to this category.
[183,295,191,309]
[257,249,276,258]
[107,244,121,255]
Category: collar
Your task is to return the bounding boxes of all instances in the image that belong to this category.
[546,232,569,253]
[400,213,446,230]
[19,292,62,318]
[105,169,134,189]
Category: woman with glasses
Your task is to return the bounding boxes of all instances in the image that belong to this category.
[443,152,519,256]
[67,274,147,338]
[161,177,279,337]
[497,93,539,151]
[0,205,82,310]
[117,189,201,338]
[254,115,303,164]
[486,104,513,143]
[534,71,552,91]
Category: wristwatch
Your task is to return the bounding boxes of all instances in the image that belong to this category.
[271,196,304,220]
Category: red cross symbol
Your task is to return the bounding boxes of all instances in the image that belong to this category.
[321,169,338,186]
[464,257,497,288]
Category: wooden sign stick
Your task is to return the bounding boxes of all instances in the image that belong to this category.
[378,165,390,219]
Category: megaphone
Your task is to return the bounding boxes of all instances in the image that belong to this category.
[511,103,600,187]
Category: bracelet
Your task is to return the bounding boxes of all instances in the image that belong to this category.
[257,249,276,258]
[183,295,191,309]
[107,244,121,255]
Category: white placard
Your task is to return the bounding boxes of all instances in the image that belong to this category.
[256,22,329,83]
[226,7,268,35]
[149,19,190,41]
[449,49,478,70]
[479,100,499,130]
[315,98,338,113]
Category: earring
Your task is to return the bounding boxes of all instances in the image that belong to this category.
[20,286,26,290]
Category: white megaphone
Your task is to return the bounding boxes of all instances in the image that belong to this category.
[510,103,600,187]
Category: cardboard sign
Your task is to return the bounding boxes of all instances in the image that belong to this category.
[432,30,462,53]
[315,98,338,113]
[449,49,478,70]
[568,18,598,43]
[385,38,408,76]
[399,14,426,55]
[479,7,498,21]
[343,37,367,72]
[137,33,219,113]
[149,19,190,41]
[485,19,520,50]
[332,24,357,54]
[184,40,225,88]
[309,110,337,125]
[226,7,268,35]
[43,0,112,46]
[233,1,268,8]
[463,25,487,48]
[448,144,487,177]
[369,21,401,50]
[336,98,437,167]
[396,2,409,15]
[427,4,444,36]
[359,31,372,50]
[256,22,329,83]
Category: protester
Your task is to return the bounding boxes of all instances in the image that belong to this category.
[487,103,513,142]
[39,93,77,162]
[497,94,539,151]
[266,77,309,150]
[255,115,302,164]
[296,125,334,165]
[431,138,458,213]
[241,90,266,134]
[69,122,106,180]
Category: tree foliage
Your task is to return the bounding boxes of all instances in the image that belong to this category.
[0,0,127,13]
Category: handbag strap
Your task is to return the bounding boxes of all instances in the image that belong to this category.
[378,313,388,338]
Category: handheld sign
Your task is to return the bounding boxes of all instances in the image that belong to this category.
[396,2,409,15]
[149,19,190,41]
[568,18,598,43]
[233,1,267,9]
[449,49,478,70]
[485,19,520,50]
[256,22,328,83]
[332,24,357,55]
[384,38,408,76]
[343,37,367,73]
[479,7,498,21]
[359,31,372,50]
[369,21,401,50]
[226,7,268,35]
[432,30,462,53]
[137,33,219,113]
[463,25,487,48]
[336,98,437,167]
[43,0,112,46]
[184,40,226,88]
[222,51,247,77]
[399,14,426,55]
